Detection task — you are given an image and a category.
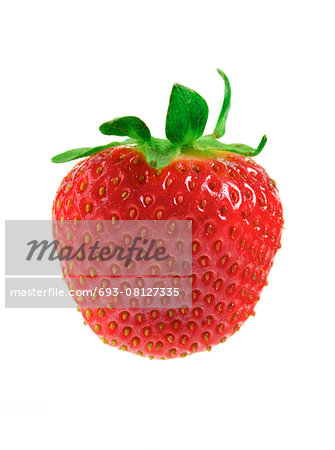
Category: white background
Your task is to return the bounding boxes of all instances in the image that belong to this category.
[1,1,334,449]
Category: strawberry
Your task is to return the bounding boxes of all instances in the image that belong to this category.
[52,70,283,359]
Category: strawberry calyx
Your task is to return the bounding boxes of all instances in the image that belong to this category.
[51,69,267,168]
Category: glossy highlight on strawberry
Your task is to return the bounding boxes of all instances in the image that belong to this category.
[52,70,283,359]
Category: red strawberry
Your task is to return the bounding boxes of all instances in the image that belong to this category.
[52,70,283,359]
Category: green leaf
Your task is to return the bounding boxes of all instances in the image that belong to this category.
[51,70,267,168]
[99,116,151,142]
[141,138,179,169]
[212,69,231,139]
[195,135,267,157]
[51,142,126,163]
[51,147,94,163]
[165,83,209,146]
